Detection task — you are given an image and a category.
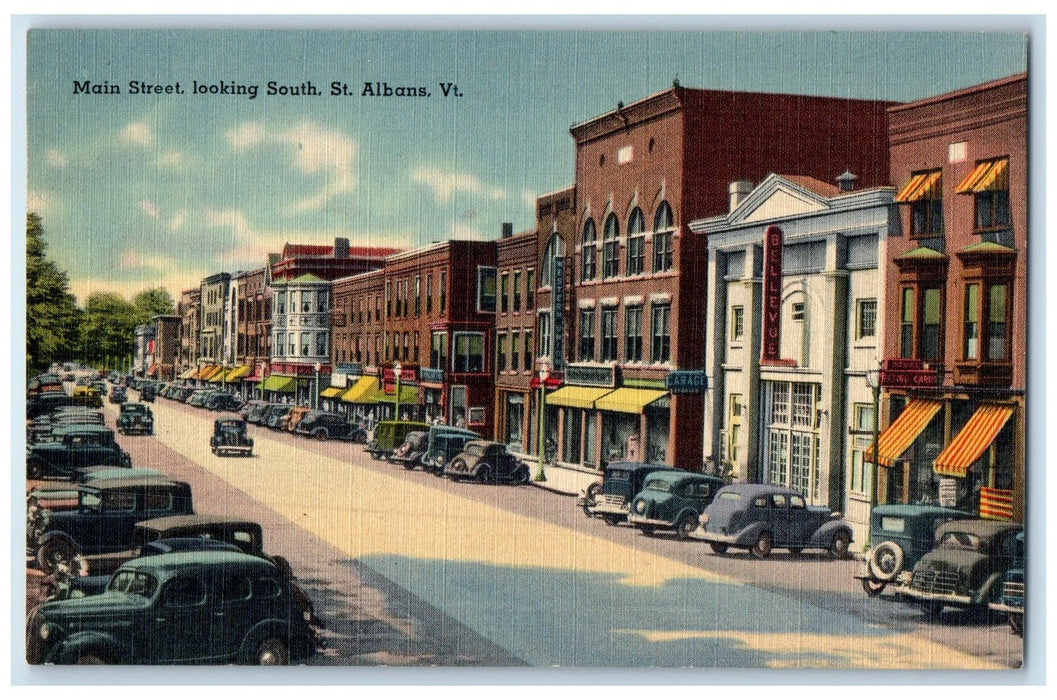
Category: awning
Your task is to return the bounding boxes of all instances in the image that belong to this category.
[208,366,231,382]
[260,374,297,393]
[956,158,1009,194]
[979,486,1014,521]
[320,386,344,398]
[376,385,419,405]
[225,365,251,382]
[147,364,159,376]
[341,375,385,404]
[895,170,941,203]
[546,386,613,410]
[933,403,1014,477]
[198,365,220,381]
[864,398,942,467]
[595,387,669,414]
[179,367,198,380]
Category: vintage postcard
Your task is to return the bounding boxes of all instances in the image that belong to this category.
[16,17,1037,682]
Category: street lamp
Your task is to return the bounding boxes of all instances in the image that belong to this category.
[313,362,321,410]
[865,366,882,509]
[535,360,550,482]
[394,361,402,421]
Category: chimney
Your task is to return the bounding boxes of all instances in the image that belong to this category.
[501,222,513,238]
[836,170,857,192]
[729,181,753,212]
[334,237,350,258]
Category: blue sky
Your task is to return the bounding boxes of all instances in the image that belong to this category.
[25,26,1028,304]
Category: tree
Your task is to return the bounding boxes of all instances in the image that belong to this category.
[78,292,141,368]
[133,287,176,322]
[26,213,80,375]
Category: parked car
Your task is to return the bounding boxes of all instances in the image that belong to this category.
[853,504,973,596]
[246,401,277,425]
[70,384,102,408]
[204,392,242,412]
[116,402,154,436]
[419,425,481,474]
[25,551,319,664]
[365,420,431,460]
[294,410,367,441]
[240,399,268,420]
[284,405,311,431]
[27,390,74,419]
[578,461,680,526]
[28,373,64,396]
[26,476,194,573]
[139,384,156,402]
[697,483,853,559]
[26,424,132,480]
[989,530,1025,636]
[900,518,1023,618]
[625,471,725,539]
[389,431,429,468]
[187,389,216,407]
[210,418,254,457]
[27,407,104,443]
[264,404,293,429]
[445,440,530,484]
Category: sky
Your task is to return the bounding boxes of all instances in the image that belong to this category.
[23,23,1030,305]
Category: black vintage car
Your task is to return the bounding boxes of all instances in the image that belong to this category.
[26,424,132,480]
[578,461,680,526]
[210,418,254,456]
[444,440,530,484]
[204,392,242,412]
[116,402,154,436]
[294,410,367,441]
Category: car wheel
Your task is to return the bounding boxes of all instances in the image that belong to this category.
[829,531,852,559]
[861,579,887,596]
[27,458,45,480]
[38,538,77,575]
[639,526,655,537]
[476,465,492,484]
[868,541,904,581]
[751,531,773,559]
[676,514,698,541]
[256,637,289,665]
[582,482,601,517]
[1010,612,1024,637]
[76,651,109,664]
[709,542,729,555]
[602,514,622,527]
[920,600,944,618]
[514,466,530,485]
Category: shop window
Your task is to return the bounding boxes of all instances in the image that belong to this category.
[578,309,595,361]
[626,208,645,275]
[581,219,597,282]
[603,214,619,278]
[600,308,617,362]
[624,306,643,362]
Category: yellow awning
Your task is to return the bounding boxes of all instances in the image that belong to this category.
[320,386,344,398]
[895,171,941,203]
[933,404,1014,478]
[956,158,1009,194]
[341,375,385,404]
[595,387,668,414]
[198,365,220,380]
[208,366,231,382]
[225,365,251,382]
[865,399,942,467]
[179,367,198,379]
[546,386,613,410]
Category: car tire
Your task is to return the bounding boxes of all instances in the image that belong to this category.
[709,542,729,555]
[829,531,852,559]
[602,514,622,527]
[313,429,329,441]
[867,541,904,581]
[255,637,289,665]
[751,531,773,559]
[75,651,110,664]
[582,482,601,517]
[514,466,530,485]
[476,465,492,484]
[861,579,887,596]
[38,538,77,575]
[676,514,698,541]
[639,526,655,537]
[1010,612,1024,637]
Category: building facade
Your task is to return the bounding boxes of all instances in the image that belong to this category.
[234,267,271,397]
[268,274,332,405]
[176,287,201,378]
[199,272,231,373]
[330,269,385,421]
[150,314,181,382]
[875,73,1027,521]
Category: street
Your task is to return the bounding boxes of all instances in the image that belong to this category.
[80,391,1024,669]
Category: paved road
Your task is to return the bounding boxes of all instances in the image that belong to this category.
[93,392,1023,669]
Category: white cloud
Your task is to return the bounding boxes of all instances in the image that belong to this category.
[27,190,56,217]
[450,222,487,241]
[46,149,67,168]
[120,122,155,147]
[166,211,186,233]
[158,149,185,168]
[139,200,160,220]
[119,249,176,274]
[225,122,267,149]
[412,166,506,205]
[521,189,538,208]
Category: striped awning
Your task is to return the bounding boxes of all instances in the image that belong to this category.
[933,403,1015,477]
[208,366,232,382]
[594,388,668,414]
[341,375,385,404]
[895,170,942,203]
[546,386,613,410]
[225,365,252,382]
[320,386,344,398]
[865,399,942,467]
[979,486,1015,521]
[198,364,221,380]
[179,367,198,379]
[956,158,1009,194]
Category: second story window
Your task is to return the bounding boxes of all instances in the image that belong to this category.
[453,333,484,373]
[526,270,534,309]
[651,303,671,363]
[626,208,645,275]
[578,308,595,361]
[602,213,619,278]
[957,157,1010,232]
[500,273,509,313]
[896,169,943,238]
[513,271,522,312]
[653,201,675,272]
[900,286,942,362]
[856,299,877,340]
[581,219,597,282]
[730,305,745,342]
[624,306,643,362]
[600,307,617,362]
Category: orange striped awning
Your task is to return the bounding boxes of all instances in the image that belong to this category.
[979,486,1015,521]
[895,170,942,203]
[955,158,1009,194]
[865,399,942,467]
[933,403,1015,477]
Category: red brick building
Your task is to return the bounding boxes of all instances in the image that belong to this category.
[233,267,271,396]
[874,74,1027,521]
[176,287,201,379]
[269,238,399,282]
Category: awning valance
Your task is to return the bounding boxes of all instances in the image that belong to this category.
[226,365,252,382]
[865,399,942,467]
[376,385,419,405]
[895,170,941,203]
[179,367,198,379]
[594,388,668,414]
[546,386,612,410]
[341,375,385,404]
[933,403,1014,477]
[320,386,344,398]
[956,158,1009,194]
[260,374,296,393]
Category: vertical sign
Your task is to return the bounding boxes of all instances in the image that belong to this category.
[552,257,564,371]
[761,225,783,364]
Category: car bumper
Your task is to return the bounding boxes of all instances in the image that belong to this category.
[627,515,678,529]
[899,587,973,606]
[988,601,1024,614]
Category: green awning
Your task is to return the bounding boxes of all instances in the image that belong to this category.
[595,388,668,414]
[546,386,613,410]
[260,374,297,393]
[376,385,419,405]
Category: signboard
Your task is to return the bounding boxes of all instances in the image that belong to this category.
[665,370,707,393]
[335,363,361,375]
[382,366,418,393]
[419,368,445,384]
[938,478,958,508]
[880,358,939,388]
[564,363,615,388]
[552,257,565,370]
[761,225,784,363]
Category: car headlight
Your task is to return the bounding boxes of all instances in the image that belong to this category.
[39,622,57,641]
[634,499,647,514]
[699,513,709,525]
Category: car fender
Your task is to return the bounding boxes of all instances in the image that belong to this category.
[724,521,769,547]
[972,572,1006,605]
[673,507,701,528]
[237,618,304,663]
[38,529,83,555]
[808,519,852,548]
[48,630,127,664]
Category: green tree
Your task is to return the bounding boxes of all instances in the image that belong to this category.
[133,287,176,321]
[26,212,80,375]
[78,292,141,368]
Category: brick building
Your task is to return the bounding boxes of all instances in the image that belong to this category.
[329,269,385,416]
[197,272,231,381]
[232,267,271,397]
[873,73,1027,522]
[269,238,398,283]
[149,314,181,382]
[176,287,201,379]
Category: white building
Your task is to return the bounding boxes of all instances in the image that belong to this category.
[690,174,896,545]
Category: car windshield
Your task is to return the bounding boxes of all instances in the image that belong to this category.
[607,470,630,483]
[465,444,486,457]
[717,491,742,502]
[642,478,671,492]
[939,531,983,550]
[107,570,158,598]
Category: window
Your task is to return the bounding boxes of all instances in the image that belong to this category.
[900,285,942,362]
[414,276,421,316]
[526,270,534,309]
[452,332,483,372]
[317,332,327,357]
[317,289,328,311]
[497,333,507,371]
[602,214,619,278]
[500,273,509,313]
[523,331,533,372]
[957,158,1010,231]
[300,332,310,356]
[764,381,822,502]
[600,307,617,361]
[277,292,285,315]
[513,271,522,312]
[791,302,805,322]
[430,332,448,371]
[537,312,552,359]
[581,219,597,281]
[651,303,671,363]
[730,306,745,342]
[510,332,520,371]
[426,274,433,314]
[626,208,645,275]
[922,287,942,362]
[964,284,979,359]
[476,266,496,313]
[987,284,1009,360]
[900,288,915,359]
[578,308,595,361]
[624,306,642,362]
[402,332,410,361]
[853,403,876,432]
[440,271,446,313]
[541,234,565,288]
[275,332,285,357]
[856,299,877,339]
[385,281,392,318]
[413,331,420,363]
[165,577,206,608]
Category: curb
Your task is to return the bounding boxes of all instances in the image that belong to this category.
[527,479,578,497]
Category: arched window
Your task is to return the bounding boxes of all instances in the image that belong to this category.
[652,201,675,272]
[540,233,565,288]
[580,219,597,282]
[626,208,646,275]
[603,213,619,278]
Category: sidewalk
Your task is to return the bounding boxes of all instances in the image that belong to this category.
[524,458,599,497]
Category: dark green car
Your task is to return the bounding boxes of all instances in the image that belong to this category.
[626,472,725,539]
